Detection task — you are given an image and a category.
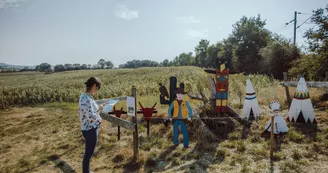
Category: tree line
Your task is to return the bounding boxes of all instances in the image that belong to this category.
[32,59,114,72]
[121,4,327,80]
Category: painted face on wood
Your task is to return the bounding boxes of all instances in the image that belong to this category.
[176,93,183,100]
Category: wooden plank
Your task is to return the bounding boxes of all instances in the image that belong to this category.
[99,112,136,132]
[106,110,158,115]
[227,105,244,123]
[280,81,328,88]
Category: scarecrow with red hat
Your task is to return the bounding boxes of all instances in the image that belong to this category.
[168,88,193,148]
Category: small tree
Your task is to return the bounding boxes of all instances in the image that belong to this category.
[98,59,106,69]
[105,61,114,69]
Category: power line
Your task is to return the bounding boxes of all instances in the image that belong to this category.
[298,28,307,44]
[297,12,313,15]
[297,15,313,29]
[285,19,295,26]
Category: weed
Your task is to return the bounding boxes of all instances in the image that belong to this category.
[112,154,125,163]
[250,147,267,160]
[292,149,302,160]
[215,148,226,161]
[272,152,286,161]
[287,128,303,143]
[236,140,246,152]
[228,131,241,140]
[281,160,300,172]
[145,157,157,168]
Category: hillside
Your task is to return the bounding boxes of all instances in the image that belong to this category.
[0,67,327,173]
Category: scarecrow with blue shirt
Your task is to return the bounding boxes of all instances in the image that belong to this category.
[168,88,193,148]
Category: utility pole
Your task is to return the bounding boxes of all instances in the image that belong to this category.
[293,11,297,46]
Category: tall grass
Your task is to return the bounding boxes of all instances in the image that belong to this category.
[1,67,279,109]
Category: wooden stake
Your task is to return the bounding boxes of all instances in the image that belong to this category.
[147,120,150,136]
[283,72,291,108]
[270,115,275,159]
[131,86,139,160]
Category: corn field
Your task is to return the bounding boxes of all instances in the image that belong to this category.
[0,67,277,109]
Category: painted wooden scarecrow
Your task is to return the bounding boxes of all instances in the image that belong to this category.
[168,88,193,148]
[264,101,289,135]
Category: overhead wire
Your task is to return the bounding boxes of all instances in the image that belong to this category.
[297,15,313,29]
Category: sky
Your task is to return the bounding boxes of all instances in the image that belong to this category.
[0,0,327,67]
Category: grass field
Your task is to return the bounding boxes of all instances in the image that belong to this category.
[0,67,327,173]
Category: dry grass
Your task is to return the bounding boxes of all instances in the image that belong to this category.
[1,103,328,173]
[1,67,328,172]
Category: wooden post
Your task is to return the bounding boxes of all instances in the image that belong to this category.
[169,76,177,105]
[270,115,275,159]
[131,86,139,159]
[283,72,291,108]
[325,72,328,81]
[147,120,150,136]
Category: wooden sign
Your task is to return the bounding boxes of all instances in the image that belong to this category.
[127,96,136,116]
[99,113,136,132]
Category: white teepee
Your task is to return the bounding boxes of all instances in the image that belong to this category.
[242,79,261,120]
[287,77,317,124]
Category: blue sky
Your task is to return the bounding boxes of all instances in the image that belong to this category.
[0,0,327,67]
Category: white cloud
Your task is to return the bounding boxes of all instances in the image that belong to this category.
[0,0,25,9]
[114,5,139,20]
[176,16,201,23]
[185,29,209,39]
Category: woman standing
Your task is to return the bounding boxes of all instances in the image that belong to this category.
[78,77,104,173]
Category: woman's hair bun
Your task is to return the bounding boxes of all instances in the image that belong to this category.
[85,77,102,91]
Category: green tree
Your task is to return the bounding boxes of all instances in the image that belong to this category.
[64,64,72,70]
[303,4,328,80]
[54,64,65,72]
[105,61,114,69]
[37,63,51,72]
[259,35,300,79]
[162,59,169,67]
[231,15,271,74]
[195,39,210,67]
[98,59,106,69]
[219,38,235,71]
[81,64,88,69]
[73,63,81,70]
[206,44,218,68]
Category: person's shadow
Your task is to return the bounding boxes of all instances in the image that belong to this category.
[48,154,77,173]
[21,148,78,173]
